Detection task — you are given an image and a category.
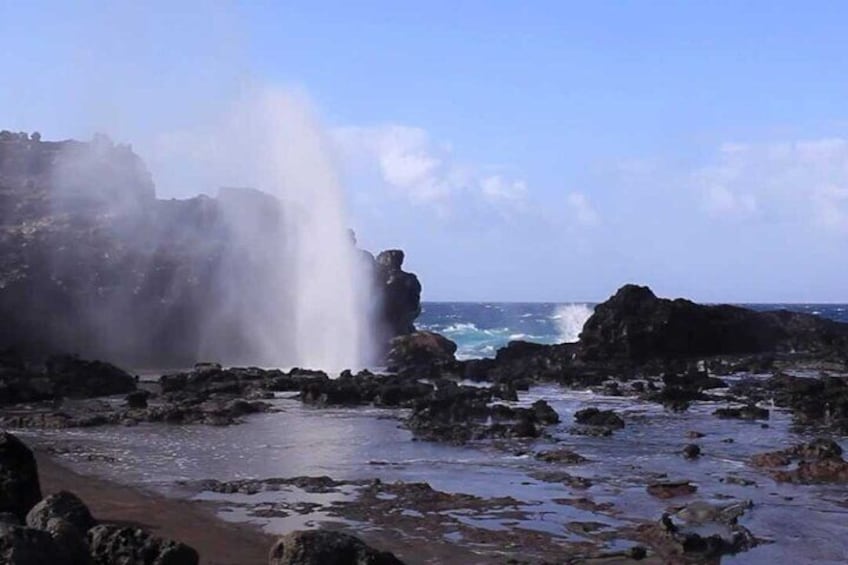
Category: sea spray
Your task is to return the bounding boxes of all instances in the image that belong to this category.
[551,303,594,343]
[144,87,377,370]
[214,88,372,371]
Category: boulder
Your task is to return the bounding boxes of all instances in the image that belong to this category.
[574,408,625,429]
[579,284,848,362]
[44,355,137,398]
[87,524,199,565]
[26,491,95,533]
[386,332,457,370]
[0,523,71,565]
[41,517,92,565]
[268,529,404,565]
[0,432,42,520]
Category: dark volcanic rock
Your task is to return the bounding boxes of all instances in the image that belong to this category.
[44,355,136,398]
[0,432,41,520]
[574,408,625,429]
[385,331,457,371]
[268,529,404,565]
[682,444,701,459]
[0,523,71,565]
[25,491,95,533]
[579,284,848,363]
[714,405,769,421]
[634,509,757,561]
[374,250,421,342]
[87,524,199,565]
[752,438,848,484]
[0,133,422,367]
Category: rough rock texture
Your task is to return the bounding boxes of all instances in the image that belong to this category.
[579,284,848,363]
[0,432,42,520]
[26,491,95,533]
[0,132,421,367]
[87,524,199,565]
[386,331,457,370]
[0,523,71,565]
[374,250,421,342]
[752,438,848,484]
[268,530,404,565]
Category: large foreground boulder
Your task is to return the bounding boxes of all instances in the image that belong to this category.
[268,530,404,565]
[0,432,42,520]
[0,523,71,565]
[26,490,96,532]
[87,524,199,565]
[579,284,848,362]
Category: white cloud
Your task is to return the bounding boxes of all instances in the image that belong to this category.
[480,175,527,201]
[566,192,599,226]
[694,137,848,232]
[333,124,527,213]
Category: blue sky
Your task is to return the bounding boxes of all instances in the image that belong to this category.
[1,1,847,302]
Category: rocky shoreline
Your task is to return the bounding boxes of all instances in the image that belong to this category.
[2,284,848,562]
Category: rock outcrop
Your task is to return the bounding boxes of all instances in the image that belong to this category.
[0,352,136,407]
[579,284,848,363]
[0,132,421,367]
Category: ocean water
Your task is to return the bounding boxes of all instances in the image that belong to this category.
[15,300,848,563]
[418,302,848,360]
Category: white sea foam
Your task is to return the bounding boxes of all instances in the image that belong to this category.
[552,303,594,343]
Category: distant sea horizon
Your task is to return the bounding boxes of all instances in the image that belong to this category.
[418,301,848,360]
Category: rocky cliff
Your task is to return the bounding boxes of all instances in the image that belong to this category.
[0,131,420,367]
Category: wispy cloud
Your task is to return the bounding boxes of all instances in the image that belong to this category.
[333,124,527,215]
[566,192,600,226]
[693,138,848,232]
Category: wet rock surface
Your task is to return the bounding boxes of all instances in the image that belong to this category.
[87,524,199,565]
[752,438,848,484]
[0,432,200,565]
[268,529,404,565]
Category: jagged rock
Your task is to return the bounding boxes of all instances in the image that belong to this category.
[268,529,404,565]
[374,250,421,343]
[41,517,92,565]
[531,399,560,425]
[579,284,848,362]
[386,331,457,370]
[0,523,71,565]
[0,432,42,520]
[574,408,625,429]
[87,524,199,565]
[752,438,848,483]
